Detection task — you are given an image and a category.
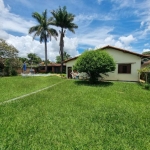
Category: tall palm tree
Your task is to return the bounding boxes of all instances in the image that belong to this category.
[29,10,58,72]
[51,6,78,73]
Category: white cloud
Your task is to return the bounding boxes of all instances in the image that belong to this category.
[77,26,114,47]
[0,0,34,34]
[140,21,144,28]
[104,36,115,45]
[114,41,124,48]
[144,43,149,47]
[5,35,79,61]
[0,0,79,62]
[94,34,136,51]
[0,29,9,39]
[119,35,136,45]
[143,49,150,52]
[0,0,9,13]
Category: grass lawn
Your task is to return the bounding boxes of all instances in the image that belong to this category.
[0,77,150,150]
[0,75,63,103]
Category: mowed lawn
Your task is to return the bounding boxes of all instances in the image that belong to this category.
[0,76,150,150]
[0,75,63,103]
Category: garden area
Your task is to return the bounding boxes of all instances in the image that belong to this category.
[0,76,150,149]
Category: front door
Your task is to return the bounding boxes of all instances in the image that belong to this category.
[68,67,72,78]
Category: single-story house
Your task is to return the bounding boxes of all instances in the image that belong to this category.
[16,63,66,74]
[38,63,66,73]
[64,45,149,81]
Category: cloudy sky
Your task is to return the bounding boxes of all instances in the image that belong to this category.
[1,0,150,61]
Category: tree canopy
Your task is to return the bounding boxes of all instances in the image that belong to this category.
[56,51,71,63]
[0,39,21,76]
[74,50,116,83]
[142,51,150,55]
[27,53,42,64]
[0,39,18,58]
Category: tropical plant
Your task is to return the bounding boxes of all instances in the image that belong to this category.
[29,10,58,72]
[51,6,78,73]
[74,50,116,83]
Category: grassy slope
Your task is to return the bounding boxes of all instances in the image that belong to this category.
[0,79,150,150]
[0,76,63,103]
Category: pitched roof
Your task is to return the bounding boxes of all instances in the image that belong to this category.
[101,45,145,57]
[64,45,150,63]
[63,56,79,63]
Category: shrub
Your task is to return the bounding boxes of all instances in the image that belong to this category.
[11,69,18,76]
[144,83,150,90]
[74,49,116,83]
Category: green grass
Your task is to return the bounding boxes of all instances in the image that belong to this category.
[0,75,63,103]
[0,78,150,150]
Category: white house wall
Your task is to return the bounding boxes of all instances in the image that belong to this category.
[102,48,141,81]
[66,48,141,81]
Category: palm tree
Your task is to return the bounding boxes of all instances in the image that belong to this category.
[51,6,78,73]
[29,10,58,72]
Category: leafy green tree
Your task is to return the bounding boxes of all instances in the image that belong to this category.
[19,57,28,63]
[0,39,18,58]
[56,51,71,63]
[42,59,51,64]
[142,51,150,63]
[0,59,4,73]
[74,50,116,83]
[4,58,21,76]
[29,10,58,72]
[51,6,78,73]
[27,53,42,64]
[0,39,21,76]
[142,51,150,55]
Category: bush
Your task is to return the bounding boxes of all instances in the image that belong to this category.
[11,69,18,76]
[74,49,116,83]
[144,83,150,90]
[4,67,10,76]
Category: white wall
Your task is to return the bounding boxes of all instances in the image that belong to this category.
[65,48,142,81]
[102,48,141,81]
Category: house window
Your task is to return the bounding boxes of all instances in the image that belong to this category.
[118,64,131,74]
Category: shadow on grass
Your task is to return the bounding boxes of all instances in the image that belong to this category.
[74,80,114,87]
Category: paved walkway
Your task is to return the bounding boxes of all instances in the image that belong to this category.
[0,80,65,106]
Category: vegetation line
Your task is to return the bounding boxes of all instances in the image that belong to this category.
[0,80,66,106]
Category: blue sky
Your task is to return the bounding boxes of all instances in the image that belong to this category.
[1,0,150,61]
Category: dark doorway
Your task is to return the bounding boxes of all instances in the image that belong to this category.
[68,67,72,78]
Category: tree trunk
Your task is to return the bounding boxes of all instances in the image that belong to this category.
[44,36,48,73]
[59,28,64,74]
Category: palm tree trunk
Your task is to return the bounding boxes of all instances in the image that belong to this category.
[60,28,64,73]
[44,36,48,73]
